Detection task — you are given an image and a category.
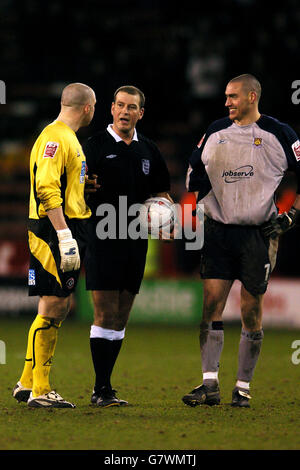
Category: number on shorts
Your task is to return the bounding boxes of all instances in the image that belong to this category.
[264,263,270,282]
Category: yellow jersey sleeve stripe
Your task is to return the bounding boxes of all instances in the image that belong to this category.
[28,230,62,287]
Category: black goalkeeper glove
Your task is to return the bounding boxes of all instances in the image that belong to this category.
[261,206,300,239]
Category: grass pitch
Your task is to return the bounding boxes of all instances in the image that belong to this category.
[0,317,299,451]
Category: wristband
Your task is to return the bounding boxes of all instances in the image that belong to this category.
[57,228,72,241]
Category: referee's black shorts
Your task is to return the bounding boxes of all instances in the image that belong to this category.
[200,216,279,296]
[84,220,148,295]
[28,217,88,297]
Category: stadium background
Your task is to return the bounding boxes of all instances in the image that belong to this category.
[1,0,300,327]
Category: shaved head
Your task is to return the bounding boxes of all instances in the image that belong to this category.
[228,74,261,102]
[57,82,96,130]
[61,82,95,108]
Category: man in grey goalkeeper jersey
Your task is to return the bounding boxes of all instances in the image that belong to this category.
[182,73,300,408]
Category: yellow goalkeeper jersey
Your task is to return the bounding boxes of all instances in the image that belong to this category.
[29,120,91,219]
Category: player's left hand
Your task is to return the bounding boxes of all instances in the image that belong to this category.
[261,207,300,239]
[85,174,100,194]
[57,228,80,272]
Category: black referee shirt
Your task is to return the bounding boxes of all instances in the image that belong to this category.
[83,128,171,218]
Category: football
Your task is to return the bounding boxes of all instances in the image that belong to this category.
[139,196,175,234]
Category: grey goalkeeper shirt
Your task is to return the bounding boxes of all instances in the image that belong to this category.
[187,115,300,225]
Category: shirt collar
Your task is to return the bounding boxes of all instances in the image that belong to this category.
[107,124,138,142]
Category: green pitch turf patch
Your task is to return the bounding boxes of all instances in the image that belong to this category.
[0,318,299,450]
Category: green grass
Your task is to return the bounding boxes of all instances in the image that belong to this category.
[0,317,300,450]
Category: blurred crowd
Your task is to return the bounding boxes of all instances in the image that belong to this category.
[1,0,300,278]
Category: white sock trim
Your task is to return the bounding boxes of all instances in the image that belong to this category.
[90,325,125,341]
[203,372,219,381]
[236,380,250,390]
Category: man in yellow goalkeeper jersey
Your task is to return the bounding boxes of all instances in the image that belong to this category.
[12,82,96,408]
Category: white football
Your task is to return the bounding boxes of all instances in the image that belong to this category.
[139,197,175,234]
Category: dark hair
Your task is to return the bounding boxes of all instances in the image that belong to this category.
[229,74,262,102]
[113,85,145,108]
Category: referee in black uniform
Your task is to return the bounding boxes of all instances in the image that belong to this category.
[83,85,172,407]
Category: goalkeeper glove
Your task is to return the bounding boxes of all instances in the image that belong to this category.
[57,228,80,272]
[261,206,300,239]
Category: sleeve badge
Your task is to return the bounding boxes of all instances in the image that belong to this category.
[292,140,300,161]
[43,141,59,158]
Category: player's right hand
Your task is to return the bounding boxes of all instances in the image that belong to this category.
[57,229,80,272]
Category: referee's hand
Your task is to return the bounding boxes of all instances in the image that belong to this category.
[85,174,100,194]
[57,229,80,272]
[159,227,174,242]
[159,220,180,243]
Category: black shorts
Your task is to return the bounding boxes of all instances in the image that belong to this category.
[28,217,88,297]
[84,220,148,295]
[200,216,278,296]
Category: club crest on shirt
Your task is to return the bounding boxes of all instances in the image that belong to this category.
[43,141,59,158]
[142,159,150,175]
[253,137,262,146]
[292,140,300,161]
